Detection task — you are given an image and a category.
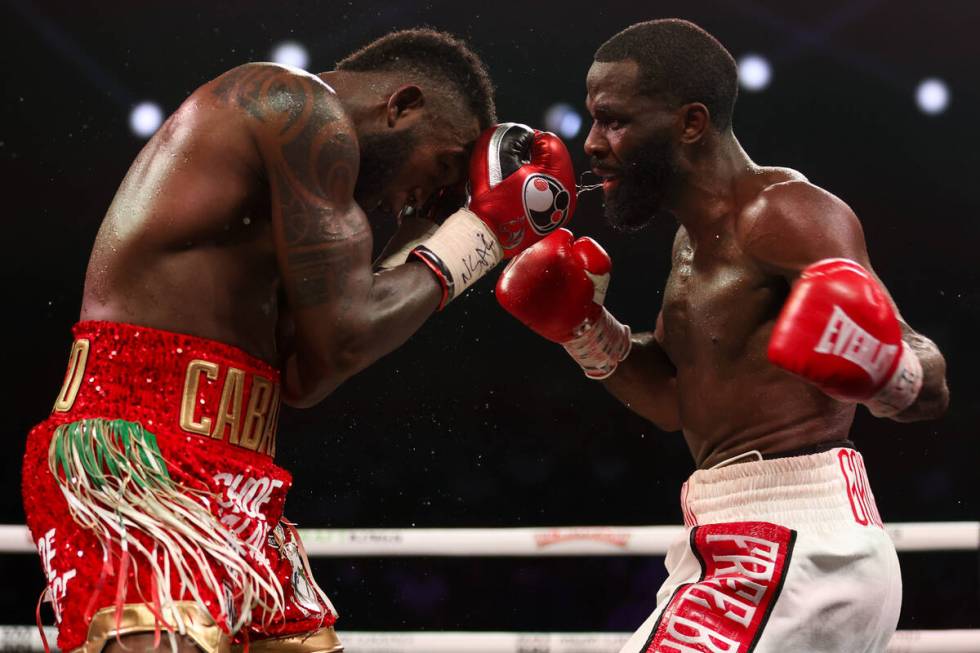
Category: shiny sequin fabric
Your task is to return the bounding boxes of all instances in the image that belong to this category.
[22,321,336,651]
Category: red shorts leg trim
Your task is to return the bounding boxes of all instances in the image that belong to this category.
[640,522,796,653]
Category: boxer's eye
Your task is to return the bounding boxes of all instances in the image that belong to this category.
[595,115,624,130]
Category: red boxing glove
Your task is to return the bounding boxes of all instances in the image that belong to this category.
[468,124,577,257]
[412,123,576,308]
[768,258,923,416]
[496,229,631,379]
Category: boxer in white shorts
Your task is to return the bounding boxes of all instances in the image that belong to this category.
[621,446,902,652]
[495,18,949,652]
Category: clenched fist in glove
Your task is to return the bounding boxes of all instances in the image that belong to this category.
[496,229,631,379]
[767,258,923,417]
[412,123,577,308]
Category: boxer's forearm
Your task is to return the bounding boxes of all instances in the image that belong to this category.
[892,328,949,422]
[602,331,681,432]
[284,262,440,407]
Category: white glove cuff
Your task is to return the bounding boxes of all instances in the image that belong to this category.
[413,208,503,306]
[562,308,632,379]
[377,217,440,269]
[865,342,924,417]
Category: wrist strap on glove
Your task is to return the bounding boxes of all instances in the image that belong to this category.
[563,308,632,379]
[412,208,503,309]
[865,342,923,417]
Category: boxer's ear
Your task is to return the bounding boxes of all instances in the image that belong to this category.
[386,84,424,127]
[678,102,710,144]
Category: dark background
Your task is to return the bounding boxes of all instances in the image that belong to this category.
[3,0,978,636]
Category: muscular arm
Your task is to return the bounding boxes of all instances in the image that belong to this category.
[213,64,441,407]
[602,311,681,431]
[737,180,949,421]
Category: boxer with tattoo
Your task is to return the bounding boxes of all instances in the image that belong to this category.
[498,20,948,652]
[23,28,575,652]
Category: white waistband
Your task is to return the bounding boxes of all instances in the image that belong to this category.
[680,448,884,531]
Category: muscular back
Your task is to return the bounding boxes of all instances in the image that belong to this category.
[82,64,351,363]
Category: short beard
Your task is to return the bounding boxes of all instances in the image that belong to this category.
[600,138,681,233]
[353,127,418,210]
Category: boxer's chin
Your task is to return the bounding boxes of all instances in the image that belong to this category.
[603,180,662,232]
[601,138,679,233]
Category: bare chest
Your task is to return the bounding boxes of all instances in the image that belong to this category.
[661,236,784,367]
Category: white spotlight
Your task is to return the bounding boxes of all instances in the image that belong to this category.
[916,78,949,115]
[129,101,163,138]
[544,103,583,139]
[738,54,772,92]
[272,41,310,70]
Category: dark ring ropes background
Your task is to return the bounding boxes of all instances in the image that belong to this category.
[2,0,977,634]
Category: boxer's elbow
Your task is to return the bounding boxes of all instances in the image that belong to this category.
[917,349,950,421]
[930,382,951,419]
[325,314,387,379]
[893,390,949,423]
[896,380,950,422]
[282,385,321,409]
[281,355,340,409]
[284,326,375,408]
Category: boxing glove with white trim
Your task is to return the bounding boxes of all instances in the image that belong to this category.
[767,258,923,417]
[496,229,631,379]
[412,123,577,308]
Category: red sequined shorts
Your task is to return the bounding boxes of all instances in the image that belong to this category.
[22,322,339,652]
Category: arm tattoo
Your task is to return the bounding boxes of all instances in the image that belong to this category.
[214,64,366,308]
[212,64,306,130]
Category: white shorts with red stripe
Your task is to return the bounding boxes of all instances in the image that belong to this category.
[619,447,902,653]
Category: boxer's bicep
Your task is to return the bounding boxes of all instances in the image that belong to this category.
[214,64,387,396]
[269,159,371,316]
[211,63,371,306]
[246,69,371,314]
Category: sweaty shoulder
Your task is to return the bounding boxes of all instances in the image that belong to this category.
[207,63,350,124]
[734,179,870,278]
[206,63,359,204]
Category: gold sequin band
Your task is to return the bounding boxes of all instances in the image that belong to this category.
[52,321,282,457]
[71,603,343,653]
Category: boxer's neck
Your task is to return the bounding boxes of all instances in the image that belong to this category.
[669,132,755,245]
